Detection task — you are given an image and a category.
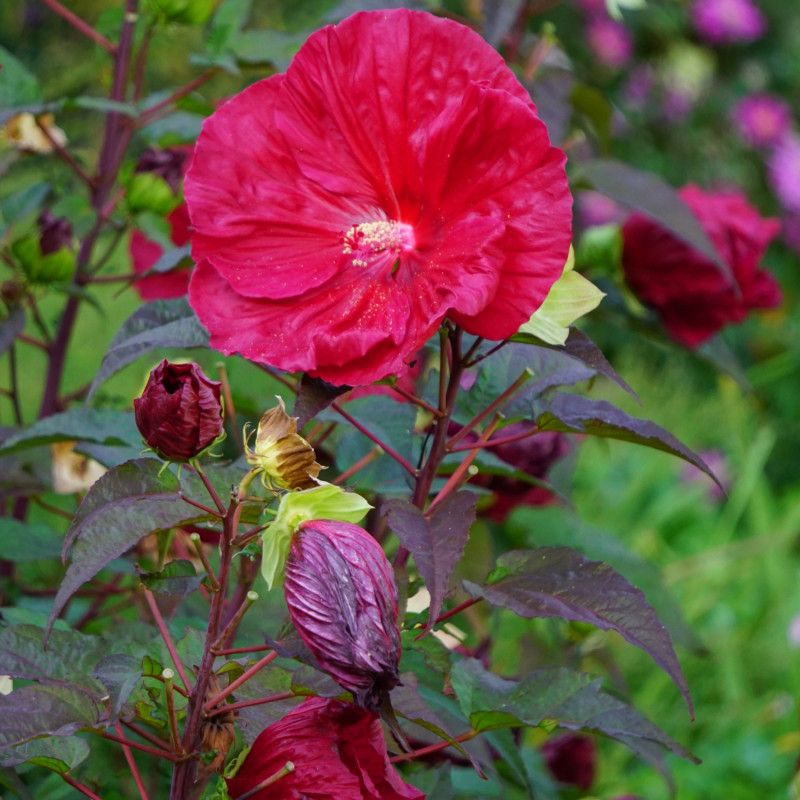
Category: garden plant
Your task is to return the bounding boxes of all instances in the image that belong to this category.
[0,0,798,798]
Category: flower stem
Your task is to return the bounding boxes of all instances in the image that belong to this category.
[189,532,221,591]
[388,729,478,763]
[332,400,416,476]
[233,763,295,799]
[192,463,227,514]
[212,643,272,657]
[61,774,104,800]
[137,69,219,127]
[115,722,151,800]
[211,590,258,650]
[96,730,180,762]
[203,651,278,713]
[333,446,382,485]
[37,0,116,54]
[142,586,193,693]
[430,596,482,627]
[205,691,295,717]
[162,670,184,756]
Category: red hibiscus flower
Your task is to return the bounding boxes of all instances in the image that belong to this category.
[185,9,572,386]
[129,204,192,301]
[621,185,781,347]
[225,697,424,800]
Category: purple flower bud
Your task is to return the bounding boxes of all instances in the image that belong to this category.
[37,210,73,255]
[134,146,190,194]
[284,520,401,710]
[133,360,223,461]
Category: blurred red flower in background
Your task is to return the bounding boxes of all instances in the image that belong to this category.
[225,697,424,800]
[621,185,781,346]
[185,9,572,386]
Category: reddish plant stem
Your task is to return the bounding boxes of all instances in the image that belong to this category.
[137,69,219,127]
[332,400,416,476]
[206,691,295,718]
[389,384,442,417]
[431,596,482,627]
[193,464,227,514]
[37,0,116,53]
[446,369,533,450]
[427,414,502,514]
[35,116,94,188]
[212,589,257,650]
[73,574,123,630]
[189,533,221,591]
[97,730,181,762]
[233,522,269,548]
[62,774,104,800]
[170,497,242,799]
[203,651,278,713]
[122,720,173,752]
[449,425,539,453]
[333,446,382,485]
[389,729,478,763]
[180,494,223,518]
[7,345,23,425]
[142,587,193,693]
[163,673,184,756]
[212,643,272,657]
[115,723,151,800]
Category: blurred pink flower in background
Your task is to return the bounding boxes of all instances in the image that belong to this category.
[733,94,792,148]
[622,64,656,111]
[680,449,731,501]
[574,0,608,15]
[690,0,767,45]
[586,17,634,69]
[768,135,800,213]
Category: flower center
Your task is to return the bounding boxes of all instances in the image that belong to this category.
[341,221,415,268]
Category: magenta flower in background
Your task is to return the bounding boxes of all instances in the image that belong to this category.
[622,185,782,346]
[622,64,656,111]
[586,17,634,69]
[768,135,800,214]
[185,9,572,386]
[541,733,596,790]
[574,0,608,15]
[690,0,767,45]
[733,94,792,148]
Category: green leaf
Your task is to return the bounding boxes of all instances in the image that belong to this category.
[88,298,210,399]
[63,96,139,117]
[0,736,90,773]
[47,459,208,639]
[0,408,141,457]
[463,546,691,712]
[519,248,605,345]
[0,47,41,109]
[532,392,719,485]
[571,84,612,152]
[450,659,698,763]
[0,520,63,562]
[205,0,252,58]
[1,182,50,227]
[231,29,305,69]
[0,685,103,750]
[578,159,733,283]
[138,559,203,596]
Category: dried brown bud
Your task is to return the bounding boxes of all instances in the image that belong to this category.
[246,397,322,490]
[198,673,236,782]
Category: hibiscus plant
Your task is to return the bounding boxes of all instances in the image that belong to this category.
[0,1,785,799]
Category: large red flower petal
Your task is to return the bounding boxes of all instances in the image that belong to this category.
[187,9,572,385]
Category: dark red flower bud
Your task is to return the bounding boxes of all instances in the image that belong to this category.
[133,360,223,461]
[284,520,401,710]
[37,210,73,255]
[134,146,190,194]
[225,697,424,800]
[541,733,596,790]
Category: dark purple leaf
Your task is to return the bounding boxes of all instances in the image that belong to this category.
[0,408,140,456]
[559,329,639,400]
[527,66,574,147]
[384,492,477,634]
[450,659,698,767]
[482,0,524,47]
[0,734,90,772]
[137,559,203,596]
[47,459,208,641]
[0,307,24,357]
[294,374,349,429]
[463,547,691,713]
[88,298,210,400]
[459,343,596,423]
[579,159,733,284]
[0,684,104,750]
[92,654,142,720]
[533,392,719,486]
